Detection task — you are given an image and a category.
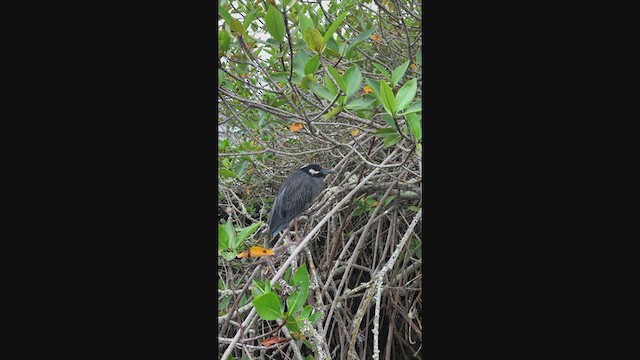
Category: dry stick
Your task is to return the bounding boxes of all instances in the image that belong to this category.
[220,264,262,336]
[348,208,422,358]
[219,88,300,120]
[393,0,414,65]
[220,149,400,360]
[278,321,305,360]
[321,180,399,336]
[371,278,384,360]
[304,247,333,357]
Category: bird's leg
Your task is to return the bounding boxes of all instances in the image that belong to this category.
[282,222,292,243]
[294,219,301,241]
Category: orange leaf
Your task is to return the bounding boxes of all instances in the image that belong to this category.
[262,337,285,346]
[370,33,382,42]
[351,129,360,136]
[410,63,418,71]
[236,246,276,259]
[363,85,373,94]
[289,122,303,132]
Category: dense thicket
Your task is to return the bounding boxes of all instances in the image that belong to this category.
[218,0,422,358]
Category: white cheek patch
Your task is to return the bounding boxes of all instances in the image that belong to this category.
[308,168,320,175]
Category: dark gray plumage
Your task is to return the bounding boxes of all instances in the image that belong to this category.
[268,163,336,238]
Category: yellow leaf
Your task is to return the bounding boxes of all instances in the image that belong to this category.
[363,85,373,94]
[236,246,276,259]
[246,186,252,194]
[410,63,418,71]
[289,122,303,132]
[351,129,360,136]
[371,201,379,207]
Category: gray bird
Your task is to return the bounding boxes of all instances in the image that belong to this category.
[268,163,337,239]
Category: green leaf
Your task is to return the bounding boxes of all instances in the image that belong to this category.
[308,82,335,101]
[304,27,324,53]
[284,313,300,332]
[229,19,244,36]
[406,113,422,141]
[379,80,397,116]
[384,195,397,207]
[239,294,248,308]
[271,72,290,84]
[300,305,312,319]
[284,266,293,284]
[345,95,376,110]
[236,221,263,247]
[219,295,230,312]
[304,54,320,75]
[322,105,343,119]
[308,311,323,324]
[345,27,374,57]
[416,51,422,66]
[324,72,338,96]
[383,133,401,147]
[395,78,417,112]
[253,292,283,321]
[219,169,237,178]
[343,66,362,97]
[326,66,346,93]
[298,11,312,38]
[219,31,231,54]
[292,264,310,288]
[243,9,258,29]
[397,100,422,116]
[408,206,420,212]
[265,5,285,42]
[391,60,410,87]
[325,37,340,55]
[251,279,267,297]
[218,224,229,251]
[286,287,309,316]
[372,63,391,82]
[220,250,237,261]
[300,75,311,90]
[374,127,398,136]
[218,69,224,88]
[293,51,310,77]
[322,11,349,43]
[218,5,232,23]
[225,220,236,251]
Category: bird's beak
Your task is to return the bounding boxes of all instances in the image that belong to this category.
[321,169,337,175]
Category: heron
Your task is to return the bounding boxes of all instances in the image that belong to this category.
[268,163,337,241]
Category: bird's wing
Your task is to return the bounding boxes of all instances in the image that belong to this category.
[281,173,314,217]
[271,173,312,219]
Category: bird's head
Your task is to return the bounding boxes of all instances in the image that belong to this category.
[300,163,337,178]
